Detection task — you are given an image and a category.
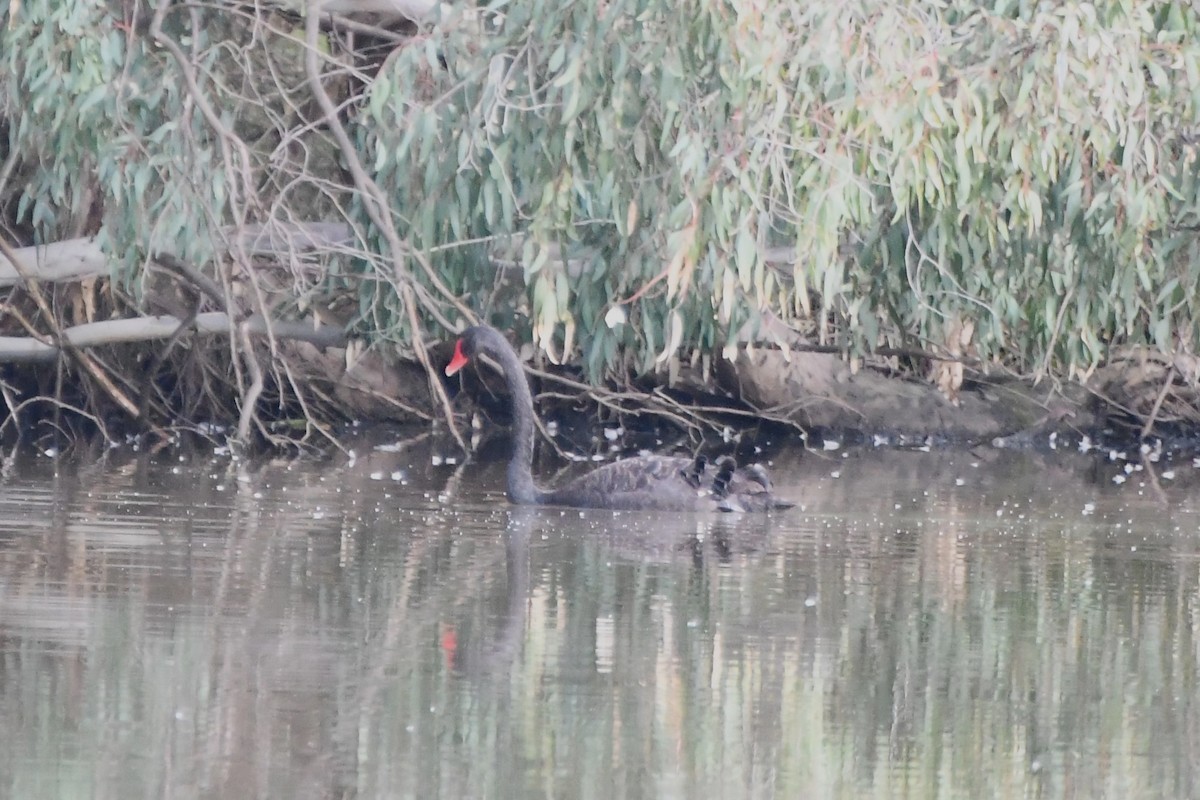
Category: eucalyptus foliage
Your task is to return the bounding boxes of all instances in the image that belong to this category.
[4,0,1200,383]
[366,0,1200,379]
[1,0,232,280]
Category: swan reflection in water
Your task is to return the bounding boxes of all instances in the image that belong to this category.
[443,505,776,679]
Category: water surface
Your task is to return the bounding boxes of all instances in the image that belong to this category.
[1,438,1198,799]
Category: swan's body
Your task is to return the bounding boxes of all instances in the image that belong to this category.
[445,325,792,512]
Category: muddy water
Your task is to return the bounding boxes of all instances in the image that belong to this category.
[0,436,1198,799]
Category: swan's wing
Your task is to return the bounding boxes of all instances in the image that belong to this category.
[547,454,791,512]
[546,454,706,511]
[556,455,693,497]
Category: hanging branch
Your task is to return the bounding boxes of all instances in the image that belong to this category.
[301,8,469,450]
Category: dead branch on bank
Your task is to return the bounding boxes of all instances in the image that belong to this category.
[0,235,141,419]
[0,312,346,363]
[0,224,356,287]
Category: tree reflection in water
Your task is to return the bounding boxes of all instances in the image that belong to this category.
[0,442,1197,799]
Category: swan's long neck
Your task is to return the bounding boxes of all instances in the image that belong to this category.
[487,337,544,505]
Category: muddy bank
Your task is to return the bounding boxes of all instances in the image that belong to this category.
[1,235,1192,452]
[1,311,1192,454]
[435,340,1198,456]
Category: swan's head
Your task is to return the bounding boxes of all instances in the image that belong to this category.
[444,325,504,376]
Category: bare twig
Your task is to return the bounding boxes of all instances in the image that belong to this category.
[1140,451,1171,506]
[0,378,19,435]
[235,319,266,442]
[1140,365,1176,440]
[0,394,113,443]
[528,364,804,435]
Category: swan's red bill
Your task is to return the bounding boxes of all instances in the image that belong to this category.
[445,339,469,376]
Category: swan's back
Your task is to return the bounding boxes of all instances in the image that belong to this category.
[540,454,792,512]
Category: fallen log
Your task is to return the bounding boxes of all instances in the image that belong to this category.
[0,312,347,364]
[0,223,356,287]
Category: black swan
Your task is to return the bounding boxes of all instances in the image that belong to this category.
[445,325,793,512]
